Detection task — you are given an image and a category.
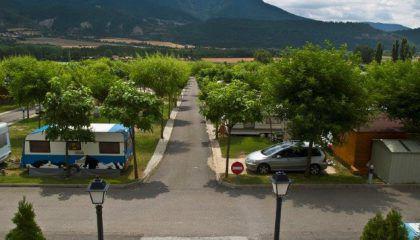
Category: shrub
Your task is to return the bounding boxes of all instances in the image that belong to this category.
[6,197,45,240]
[361,209,408,240]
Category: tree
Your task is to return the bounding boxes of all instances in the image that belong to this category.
[400,38,410,61]
[361,209,408,240]
[367,61,420,132]
[130,55,189,138]
[78,58,121,103]
[253,49,273,64]
[6,197,45,240]
[354,45,375,64]
[199,81,224,139]
[392,40,400,62]
[375,43,383,64]
[0,57,60,126]
[205,80,262,178]
[101,80,161,179]
[43,78,95,176]
[266,44,370,177]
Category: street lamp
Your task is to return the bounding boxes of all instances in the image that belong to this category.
[87,177,109,240]
[271,171,291,240]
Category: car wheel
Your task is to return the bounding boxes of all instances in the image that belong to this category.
[310,164,321,175]
[257,164,271,175]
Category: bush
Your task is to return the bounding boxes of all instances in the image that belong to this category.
[361,209,408,240]
[6,197,45,240]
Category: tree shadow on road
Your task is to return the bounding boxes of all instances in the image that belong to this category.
[203,179,270,199]
[288,185,403,214]
[173,119,191,127]
[177,106,192,112]
[39,181,170,201]
[164,140,190,155]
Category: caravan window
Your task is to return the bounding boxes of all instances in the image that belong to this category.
[99,142,120,154]
[67,142,81,151]
[29,141,50,153]
[0,133,7,148]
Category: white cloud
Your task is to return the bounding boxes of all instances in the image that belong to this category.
[264,0,420,28]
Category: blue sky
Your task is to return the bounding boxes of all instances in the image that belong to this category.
[264,0,420,28]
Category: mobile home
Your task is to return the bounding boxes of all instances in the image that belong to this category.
[0,122,11,163]
[21,123,133,170]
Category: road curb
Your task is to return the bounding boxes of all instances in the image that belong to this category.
[0,83,189,189]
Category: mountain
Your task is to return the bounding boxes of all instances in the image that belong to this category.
[395,28,420,46]
[366,22,411,32]
[0,0,417,49]
[154,0,305,21]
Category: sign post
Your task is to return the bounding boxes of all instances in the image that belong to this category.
[231,161,244,184]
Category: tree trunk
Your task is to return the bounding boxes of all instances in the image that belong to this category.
[269,116,273,139]
[168,95,172,119]
[215,122,219,140]
[38,102,42,128]
[160,104,165,139]
[65,142,70,177]
[131,128,139,179]
[224,126,232,179]
[304,140,314,178]
[26,105,30,119]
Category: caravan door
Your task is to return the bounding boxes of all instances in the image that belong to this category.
[0,122,11,163]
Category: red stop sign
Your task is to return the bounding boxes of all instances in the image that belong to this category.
[231,162,244,175]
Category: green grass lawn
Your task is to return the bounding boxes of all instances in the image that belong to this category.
[0,103,18,113]
[219,136,273,158]
[0,117,163,185]
[223,154,379,185]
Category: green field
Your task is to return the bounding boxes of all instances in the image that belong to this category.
[0,103,18,113]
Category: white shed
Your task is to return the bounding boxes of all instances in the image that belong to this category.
[371,139,420,184]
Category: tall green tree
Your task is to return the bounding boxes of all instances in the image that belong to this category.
[367,59,420,132]
[6,197,45,240]
[375,43,383,64]
[101,80,161,179]
[205,80,262,178]
[400,38,410,61]
[266,44,370,177]
[130,55,189,138]
[392,40,400,62]
[354,45,375,64]
[0,56,44,120]
[43,78,95,175]
[199,81,224,139]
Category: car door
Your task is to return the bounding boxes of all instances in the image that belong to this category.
[286,147,308,170]
[268,149,293,171]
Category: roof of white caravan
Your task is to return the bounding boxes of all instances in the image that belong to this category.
[30,124,129,135]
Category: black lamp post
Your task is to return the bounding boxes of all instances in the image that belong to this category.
[87,177,109,240]
[271,171,291,240]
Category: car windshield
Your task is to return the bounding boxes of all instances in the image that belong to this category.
[261,143,291,156]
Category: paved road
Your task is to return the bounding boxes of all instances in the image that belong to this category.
[0,79,419,240]
[0,108,36,124]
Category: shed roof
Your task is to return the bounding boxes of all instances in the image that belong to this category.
[376,139,420,153]
[356,114,404,133]
[31,124,129,135]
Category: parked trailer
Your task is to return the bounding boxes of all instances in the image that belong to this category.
[21,123,133,170]
[0,122,11,163]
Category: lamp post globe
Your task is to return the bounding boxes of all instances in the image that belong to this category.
[271,171,291,198]
[271,171,291,240]
[87,177,109,240]
[87,177,109,205]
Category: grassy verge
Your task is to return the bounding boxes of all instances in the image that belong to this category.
[0,117,163,185]
[0,103,18,113]
[223,157,380,185]
[219,136,273,158]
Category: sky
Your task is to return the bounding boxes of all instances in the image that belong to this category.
[264,0,420,28]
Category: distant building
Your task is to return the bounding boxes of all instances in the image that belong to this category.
[333,114,408,174]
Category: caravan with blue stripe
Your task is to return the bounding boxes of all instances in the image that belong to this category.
[21,123,134,170]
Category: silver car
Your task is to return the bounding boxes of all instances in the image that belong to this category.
[245,141,328,175]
